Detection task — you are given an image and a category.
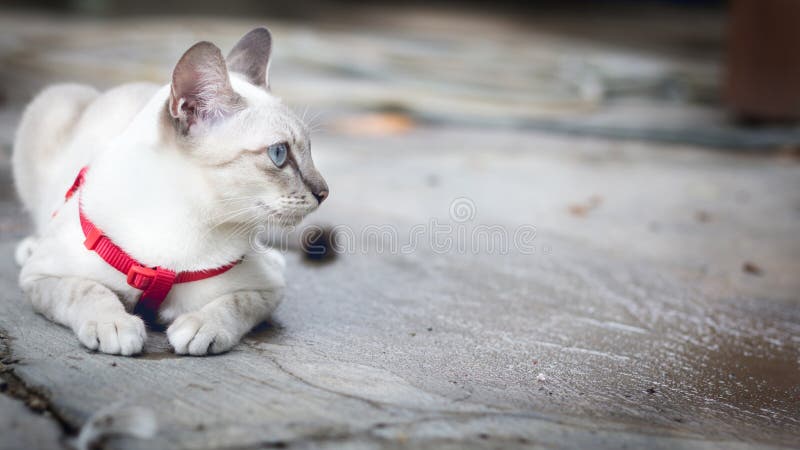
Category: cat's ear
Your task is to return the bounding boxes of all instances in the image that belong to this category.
[226,27,272,90]
[169,41,241,133]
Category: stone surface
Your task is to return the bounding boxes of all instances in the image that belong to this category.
[0,385,63,450]
[0,6,799,450]
[1,127,799,448]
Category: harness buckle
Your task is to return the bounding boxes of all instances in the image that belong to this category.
[127,265,158,290]
[126,264,177,303]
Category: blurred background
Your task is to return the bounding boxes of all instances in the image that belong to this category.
[1,0,799,150]
[0,1,799,449]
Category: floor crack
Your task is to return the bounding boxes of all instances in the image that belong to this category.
[0,329,77,447]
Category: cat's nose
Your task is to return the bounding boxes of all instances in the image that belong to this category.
[304,168,328,204]
[313,190,328,204]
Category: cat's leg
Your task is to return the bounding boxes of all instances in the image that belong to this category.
[167,289,282,356]
[23,277,146,355]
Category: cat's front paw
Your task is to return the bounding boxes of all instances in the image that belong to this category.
[167,312,237,356]
[77,313,146,356]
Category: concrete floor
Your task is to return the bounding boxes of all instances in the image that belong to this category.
[0,7,799,450]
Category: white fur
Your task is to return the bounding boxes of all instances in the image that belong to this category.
[13,35,325,356]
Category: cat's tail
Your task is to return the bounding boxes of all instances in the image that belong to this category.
[14,236,38,266]
[12,84,99,224]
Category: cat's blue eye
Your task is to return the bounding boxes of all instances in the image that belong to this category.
[267,142,289,168]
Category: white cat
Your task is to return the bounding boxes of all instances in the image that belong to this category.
[12,27,328,356]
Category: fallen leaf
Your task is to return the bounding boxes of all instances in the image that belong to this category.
[333,113,414,136]
[568,195,603,217]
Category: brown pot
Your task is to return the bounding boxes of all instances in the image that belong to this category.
[727,0,800,122]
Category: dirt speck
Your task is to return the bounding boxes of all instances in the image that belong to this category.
[537,373,547,382]
[188,383,213,392]
[742,261,763,276]
[26,397,47,412]
[695,210,712,222]
[568,195,603,217]
[425,174,440,187]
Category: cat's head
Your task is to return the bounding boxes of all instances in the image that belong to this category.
[166,27,328,228]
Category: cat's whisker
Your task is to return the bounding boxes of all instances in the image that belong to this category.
[307,109,322,123]
[300,105,309,123]
[209,193,263,204]
[199,205,265,242]
[308,124,326,134]
[208,204,260,222]
[306,111,324,131]
[209,198,258,207]
[221,211,274,245]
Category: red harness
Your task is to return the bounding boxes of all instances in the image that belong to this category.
[64,167,239,314]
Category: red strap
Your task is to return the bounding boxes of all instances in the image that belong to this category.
[64,166,88,202]
[68,167,240,313]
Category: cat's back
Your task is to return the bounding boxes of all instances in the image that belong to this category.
[13,82,161,229]
[69,82,161,148]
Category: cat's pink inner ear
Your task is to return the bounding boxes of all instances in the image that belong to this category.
[169,41,240,131]
[226,27,272,90]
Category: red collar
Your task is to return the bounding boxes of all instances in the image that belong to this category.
[64,167,240,314]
